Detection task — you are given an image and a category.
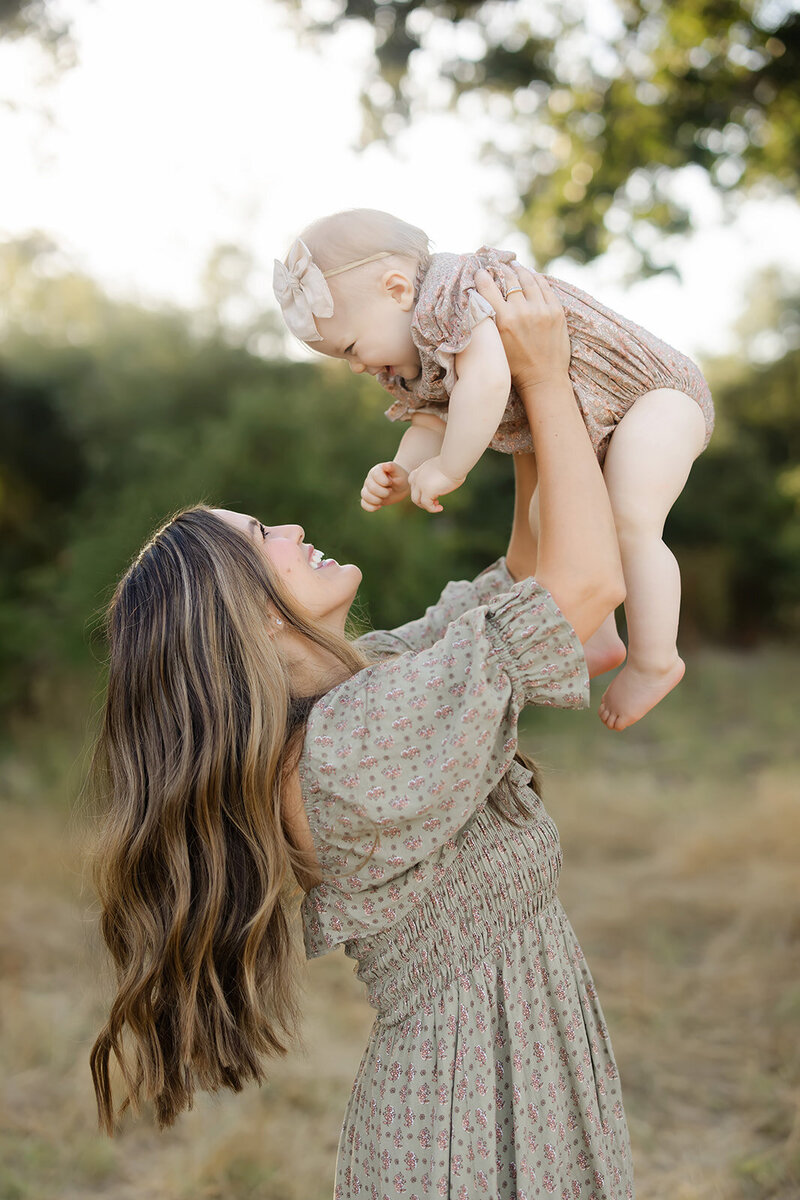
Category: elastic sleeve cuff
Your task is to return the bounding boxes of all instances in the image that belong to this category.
[484,578,590,710]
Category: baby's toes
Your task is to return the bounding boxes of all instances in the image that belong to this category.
[598,699,615,729]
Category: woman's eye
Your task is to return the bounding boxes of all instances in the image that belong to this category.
[259,523,268,539]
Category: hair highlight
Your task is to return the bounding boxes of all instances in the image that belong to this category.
[88,506,369,1132]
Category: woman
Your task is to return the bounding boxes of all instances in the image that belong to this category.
[90,268,631,1197]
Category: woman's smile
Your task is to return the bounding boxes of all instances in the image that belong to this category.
[212,509,361,629]
[308,545,338,569]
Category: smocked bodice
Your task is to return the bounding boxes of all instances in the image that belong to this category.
[345,766,562,1025]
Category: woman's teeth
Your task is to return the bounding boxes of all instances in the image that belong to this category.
[309,548,326,569]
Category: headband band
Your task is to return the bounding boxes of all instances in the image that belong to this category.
[323,252,392,278]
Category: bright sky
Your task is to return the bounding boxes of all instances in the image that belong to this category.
[2,0,799,362]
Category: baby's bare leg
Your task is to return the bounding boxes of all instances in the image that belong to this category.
[598,388,707,731]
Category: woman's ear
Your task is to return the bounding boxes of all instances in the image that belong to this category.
[265,609,285,638]
[381,269,415,311]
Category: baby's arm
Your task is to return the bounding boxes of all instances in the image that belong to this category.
[361,413,445,512]
[395,412,447,472]
[408,318,511,512]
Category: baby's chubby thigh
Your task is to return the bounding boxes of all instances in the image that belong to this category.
[601,388,708,538]
[595,387,706,729]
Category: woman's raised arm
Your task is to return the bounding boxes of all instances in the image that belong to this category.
[476,267,624,644]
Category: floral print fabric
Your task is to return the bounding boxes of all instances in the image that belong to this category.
[299,560,634,1198]
[379,248,714,466]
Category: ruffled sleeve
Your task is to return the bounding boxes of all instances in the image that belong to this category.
[417,283,494,397]
[299,577,588,953]
[380,248,520,426]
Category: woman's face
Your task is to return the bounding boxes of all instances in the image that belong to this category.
[213,510,362,632]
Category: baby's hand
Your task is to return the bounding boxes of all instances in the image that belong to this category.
[361,461,411,512]
[408,457,464,514]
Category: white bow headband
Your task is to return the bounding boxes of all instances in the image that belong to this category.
[272,239,391,342]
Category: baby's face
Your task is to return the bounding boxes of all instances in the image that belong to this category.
[313,273,421,383]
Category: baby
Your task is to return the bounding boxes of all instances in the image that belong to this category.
[273,209,714,732]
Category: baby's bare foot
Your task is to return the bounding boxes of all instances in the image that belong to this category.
[598,657,685,731]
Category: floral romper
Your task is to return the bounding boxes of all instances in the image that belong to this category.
[300,559,634,1199]
[379,248,714,466]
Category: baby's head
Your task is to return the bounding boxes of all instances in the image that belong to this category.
[273,209,430,382]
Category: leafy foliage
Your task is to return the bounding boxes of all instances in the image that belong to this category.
[284,0,800,270]
[0,236,798,717]
[0,0,72,58]
[669,278,800,638]
[0,237,512,712]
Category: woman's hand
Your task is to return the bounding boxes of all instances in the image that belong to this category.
[477,266,624,643]
[474,266,571,393]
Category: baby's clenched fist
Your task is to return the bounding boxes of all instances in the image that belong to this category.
[360,461,411,512]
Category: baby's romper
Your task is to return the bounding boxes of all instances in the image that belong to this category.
[300,559,634,1199]
[380,249,714,466]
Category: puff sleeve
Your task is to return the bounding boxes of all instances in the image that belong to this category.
[299,577,588,953]
[381,247,520,430]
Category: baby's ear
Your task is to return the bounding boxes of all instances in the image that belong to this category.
[381,269,415,311]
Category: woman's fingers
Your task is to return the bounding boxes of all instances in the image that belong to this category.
[509,265,551,311]
[474,268,505,309]
[514,264,539,296]
[475,264,552,318]
[521,266,559,309]
[525,272,564,322]
[474,261,569,386]
[510,265,564,322]
[475,265,527,304]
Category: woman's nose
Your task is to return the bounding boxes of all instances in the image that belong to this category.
[272,524,304,542]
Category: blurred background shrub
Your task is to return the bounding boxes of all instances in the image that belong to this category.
[1,235,798,719]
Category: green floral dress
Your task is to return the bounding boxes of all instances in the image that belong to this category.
[300,559,634,1199]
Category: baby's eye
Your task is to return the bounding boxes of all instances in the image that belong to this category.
[344,343,355,356]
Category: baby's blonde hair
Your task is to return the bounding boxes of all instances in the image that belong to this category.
[299,208,431,276]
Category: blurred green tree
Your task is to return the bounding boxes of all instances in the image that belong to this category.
[282,0,799,272]
[668,267,800,640]
[0,371,86,707]
[0,0,73,73]
[1,236,798,721]
[0,236,511,714]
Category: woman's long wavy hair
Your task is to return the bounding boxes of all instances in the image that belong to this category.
[89,505,370,1134]
[89,504,541,1134]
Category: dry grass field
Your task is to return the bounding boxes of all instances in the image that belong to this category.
[1,646,798,1200]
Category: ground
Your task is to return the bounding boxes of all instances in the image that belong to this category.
[0,646,798,1200]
